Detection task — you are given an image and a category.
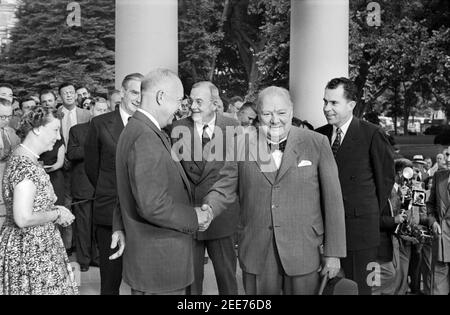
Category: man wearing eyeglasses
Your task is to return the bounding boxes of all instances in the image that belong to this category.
[0,95,20,228]
[85,73,144,295]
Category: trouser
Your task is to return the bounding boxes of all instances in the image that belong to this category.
[433,261,450,295]
[372,238,400,295]
[341,247,378,295]
[131,288,186,295]
[72,199,99,266]
[95,224,122,295]
[189,236,238,295]
[242,238,319,295]
[408,242,433,294]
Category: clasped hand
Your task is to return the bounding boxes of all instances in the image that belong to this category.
[195,204,213,232]
[54,205,75,227]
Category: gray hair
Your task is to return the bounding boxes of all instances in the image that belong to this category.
[256,86,293,111]
[191,81,221,103]
[141,68,180,94]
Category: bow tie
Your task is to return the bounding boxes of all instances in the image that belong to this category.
[268,140,287,153]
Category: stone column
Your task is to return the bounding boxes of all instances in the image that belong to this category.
[115,0,178,88]
[290,0,349,129]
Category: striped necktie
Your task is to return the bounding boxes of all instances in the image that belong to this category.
[331,128,342,157]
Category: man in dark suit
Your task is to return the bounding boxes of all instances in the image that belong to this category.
[112,68,211,295]
[202,86,346,295]
[171,81,239,295]
[84,73,144,295]
[316,77,395,295]
[67,99,109,271]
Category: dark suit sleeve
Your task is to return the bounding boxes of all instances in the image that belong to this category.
[370,129,395,212]
[380,201,396,232]
[112,198,124,232]
[84,120,100,187]
[128,134,198,233]
[318,136,346,258]
[426,172,438,227]
[67,126,84,162]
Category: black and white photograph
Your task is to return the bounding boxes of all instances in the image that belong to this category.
[0,0,449,299]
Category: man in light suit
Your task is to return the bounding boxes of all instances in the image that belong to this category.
[316,77,395,295]
[112,69,212,295]
[202,86,346,295]
[427,157,450,295]
[84,73,144,295]
[171,81,239,295]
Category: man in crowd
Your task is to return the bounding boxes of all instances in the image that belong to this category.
[112,68,212,295]
[202,86,346,294]
[237,101,257,127]
[108,89,122,111]
[316,77,395,295]
[76,86,91,108]
[171,81,240,295]
[40,89,58,108]
[84,73,143,295]
[67,98,109,272]
[19,96,37,116]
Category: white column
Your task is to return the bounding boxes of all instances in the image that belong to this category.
[115,0,178,88]
[290,0,349,129]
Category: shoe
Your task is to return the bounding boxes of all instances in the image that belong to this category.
[80,265,89,272]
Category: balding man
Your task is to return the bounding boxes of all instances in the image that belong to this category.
[171,81,239,295]
[202,86,346,294]
[112,69,211,295]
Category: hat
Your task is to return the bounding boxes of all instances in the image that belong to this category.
[318,275,358,295]
[413,155,426,165]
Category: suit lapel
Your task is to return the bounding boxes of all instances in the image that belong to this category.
[438,171,450,214]
[134,111,193,201]
[198,114,225,183]
[105,110,124,144]
[187,117,204,174]
[336,117,358,164]
[252,130,276,185]
[276,129,302,183]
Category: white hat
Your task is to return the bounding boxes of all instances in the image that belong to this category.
[413,155,426,165]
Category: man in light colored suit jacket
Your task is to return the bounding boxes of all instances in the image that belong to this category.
[112,69,212,295]
[202,86,346,295]
[427,163,450,295]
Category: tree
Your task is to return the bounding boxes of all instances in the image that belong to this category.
[0,0,115,96]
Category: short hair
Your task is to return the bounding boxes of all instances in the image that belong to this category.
[39,89,57,100]
[0,83,14,91]
[58,82,75,94]
[121,73,144,90]
[108,89,121,99]
[19,95,37,109]
[16,105,63,141]
[191,81,221,103]
[256,86,293,111]
[75,86,89,93]
[239,101,257,114]
[325,77,358,102]
[230,96,244,105]
[141,68,179,94]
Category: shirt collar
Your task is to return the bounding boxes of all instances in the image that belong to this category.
[61,106,76,114]
[195,114,216,136]
[333,116,353,138]
[137,108,161,131]
[119,106,131,126]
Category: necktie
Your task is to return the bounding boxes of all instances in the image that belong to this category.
[202,125,210,148]
[0,128,11,161]
[331,128,342,157]
[268,140,287,153]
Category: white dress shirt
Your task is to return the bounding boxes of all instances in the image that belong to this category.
[137,109,161,131]
[268,137,287,170]
[195,115,216,139]
[331,116,353,146]
[119,106,131,127]
[61,106,77,147]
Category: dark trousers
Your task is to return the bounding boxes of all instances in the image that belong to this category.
[95,224,122,295]
[243,238,319,295]
[131,288,186,295]
[341,247,378,295]
[72,200,98,266]
[189,236,238,295]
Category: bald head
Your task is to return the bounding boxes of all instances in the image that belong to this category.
[256,86,293,112]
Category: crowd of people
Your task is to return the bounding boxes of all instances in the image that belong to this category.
[0,70,448,295]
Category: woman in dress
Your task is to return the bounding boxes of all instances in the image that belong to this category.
[0,105,78,295]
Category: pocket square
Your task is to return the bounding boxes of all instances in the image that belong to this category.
[298,160,312,167]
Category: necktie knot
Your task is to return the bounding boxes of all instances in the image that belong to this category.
[268,139,287,153]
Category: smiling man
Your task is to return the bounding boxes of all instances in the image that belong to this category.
[202,86,346,295]
[316,77,394,295]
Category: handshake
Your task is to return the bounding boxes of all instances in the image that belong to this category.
[195,204,214,232]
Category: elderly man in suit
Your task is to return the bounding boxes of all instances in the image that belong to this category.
[171,81,239,295]
[112,68,211,295]
[84,73,144,295]
[316,77,395,295]
[67,99,109,272]
[201,86,346,295]
[427,153,450,295]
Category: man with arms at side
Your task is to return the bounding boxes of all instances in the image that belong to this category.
[316,77,395,295]
[202,86,346,294]
[171,81,239,295]
[84,73,144,295]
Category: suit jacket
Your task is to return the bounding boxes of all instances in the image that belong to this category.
[427,169,450,262]
[57,106,91,144]
[85,110,123,226]
[113,110,199,293]
[171,114,240,240]
[316,118,395,251]
[67,122,94,200]
[204,126,346,276]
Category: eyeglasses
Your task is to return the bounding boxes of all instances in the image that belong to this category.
[0,115,12,120]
